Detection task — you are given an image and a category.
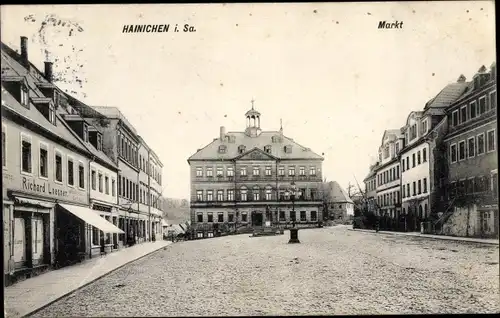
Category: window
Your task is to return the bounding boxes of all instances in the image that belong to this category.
[412,153,416,167]
[423,148,427,162]
[238,145,246,154]
[288,167,295,176]
[395,143,400,154]
[310,166,316,176]
[264,145,271,153]
[197,213,203,223]
[396,166,400,179]
[216,167,223,177]
[413,182,416,196]
[284,145,292,153]
[470,101,477,119]
[279,166,285,176]
[207,213,213,223]
[227,167,234,177]
[406,184,410,198]
[196,167,203,177]
[487,130,496,152]
[452,110,459,126]
[206,190,213,201]
[279,211,285,221]
[67,158,74,186]
[241,188,247,201]
[265,188,272,200]
[48,104,56,125]
[206,167,213,177]
[406,157,409,170]
[422,119,428,134]
[490,91,497,110]
[383,145,390,159]
[300,211,306,221]
[253,166,260,176]
[458,141,466,161]
[217,190,224,201]
[479,96,486,114]
[409,124,417,140]
[105,176,109,194]
[460,106,467,124]
[290,211,296,221]
[418,180,422,194]
[265,166,272,176]
[477,133,485,155]
[417,151,421,164]
[253,187,260,201]
[20,84,29,107]
[79,163,85,189]
[98,172,103,193]
[91,170,97,190]
[227,189,234,201]
[228,213,234,222]
[112,179,116,196]
[83,124,89,142]
[242,213,248,222]
[39,143,48,178]
[402,187,406,198]
[218,213,224,223]
[218,145,226,153]
[92,226,99,246]
[55,151,63,182]
[450,144,457,163]
[311,211,317,222]
[467,137,475,158]
[299,166,306,176]
[240,167,247,176]
[97,134,102,151]
[21,134,32,174]
[423,178,427,193]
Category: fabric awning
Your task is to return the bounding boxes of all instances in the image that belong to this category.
[58,203,125,234]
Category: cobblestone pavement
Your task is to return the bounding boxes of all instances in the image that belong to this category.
[31,226,499,316]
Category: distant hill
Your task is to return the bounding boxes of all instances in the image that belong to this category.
[162,198,190,223]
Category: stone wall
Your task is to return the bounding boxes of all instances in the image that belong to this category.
[442,205,478,237]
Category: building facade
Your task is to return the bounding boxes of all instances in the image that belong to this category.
[323,181,354,220]
[375,129,403,221]
[188,107,324,237]
[443,64,498,238]
[363,163,378,214]
[2,37,123,285]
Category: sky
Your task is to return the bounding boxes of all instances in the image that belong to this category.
[1,2,496,199]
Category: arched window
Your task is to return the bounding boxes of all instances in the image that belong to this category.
[240,186,247,201]
[265,186,273,200]
[253,186,260,201]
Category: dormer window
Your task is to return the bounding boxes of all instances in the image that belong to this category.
[284,145,292,153]
[54,91,60,108]
[83,124,89,142]
[20,85,29,107]
[238,145,246,154]
[97,134,102,151]
[383,145,390,159]
[421,119,428,135]
[48,103,56,125]
[218,145,227,153]
[264,145,272,153]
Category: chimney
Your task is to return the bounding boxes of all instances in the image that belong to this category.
[44,61,53,82]
[457,74,466,83]
[220,126,226,141]
[20,36,28,67]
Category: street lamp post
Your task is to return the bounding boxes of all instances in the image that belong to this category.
[285,181,301,244]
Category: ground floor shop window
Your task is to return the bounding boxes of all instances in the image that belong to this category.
[92,226,99,246]
[197,232,203,238]
[300,211,306,221]
[311,211,317,222]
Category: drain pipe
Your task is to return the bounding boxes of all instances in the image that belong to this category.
[88,156,96,258]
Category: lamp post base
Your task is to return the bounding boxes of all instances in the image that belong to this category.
[288,228,300,244]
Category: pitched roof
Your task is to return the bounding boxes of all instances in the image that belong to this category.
[424,82,469,109]
[188,131,323,161]
[326,181,354,204]
[1,42,117,171]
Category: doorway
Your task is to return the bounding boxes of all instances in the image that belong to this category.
[253,212,263,227]
[55,207,84,268]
